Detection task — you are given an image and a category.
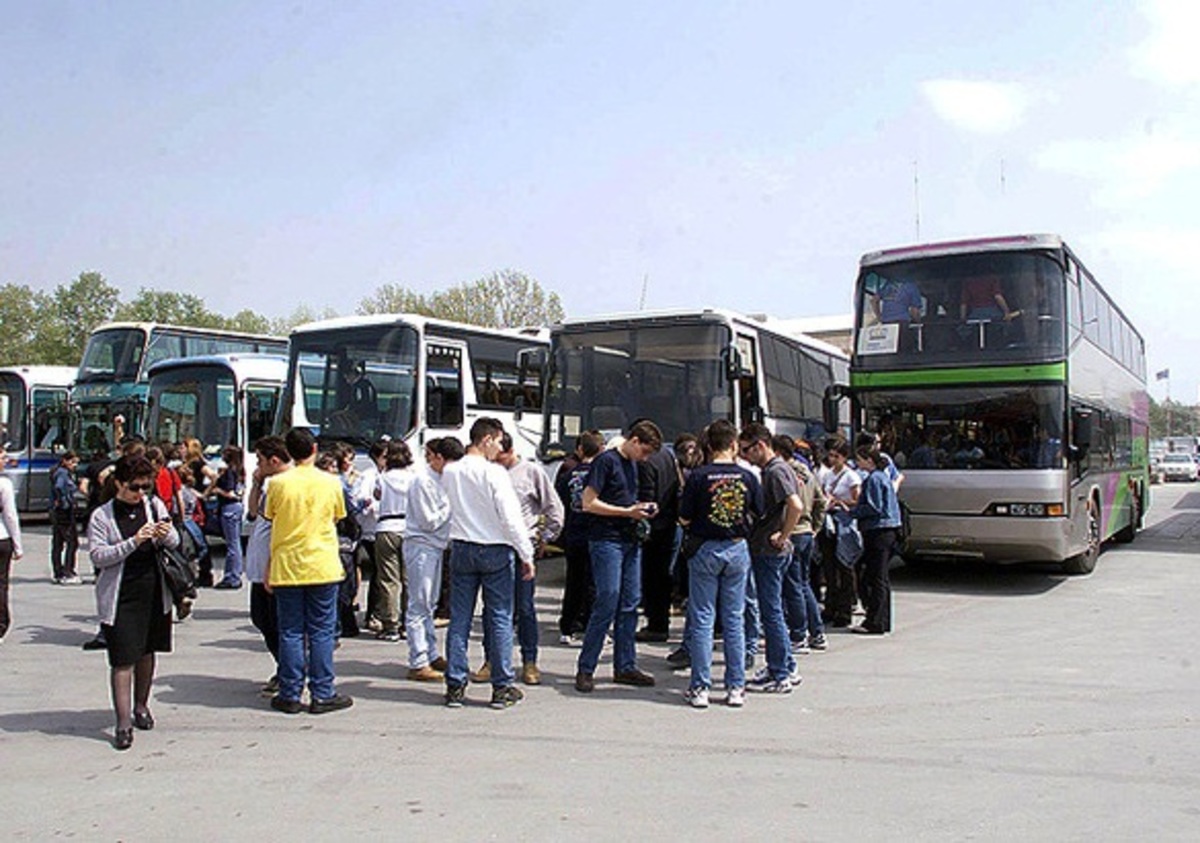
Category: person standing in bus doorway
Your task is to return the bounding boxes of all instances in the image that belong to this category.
[487,431,564,685]
[574,420,663,694]
[50,451,82,584]
[0,444,24,640]
[440,418,534,709]
[264,427,352,715]
[211,446,246,590]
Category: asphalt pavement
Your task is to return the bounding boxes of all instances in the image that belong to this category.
[2,483,1199,840]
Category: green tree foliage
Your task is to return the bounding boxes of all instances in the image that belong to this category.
[0,283,50,365]
[269,304,341,336]
[356,269,565,328]
[1150,396,1198,438]
[116,288,226,328]
[28,272,122,364]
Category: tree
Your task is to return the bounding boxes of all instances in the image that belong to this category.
[116,288,226,328]
[269,304,340,336]
[224,309,275,335]
[356,269,565,328]
[0,283,47,364]
[30,272,121,364]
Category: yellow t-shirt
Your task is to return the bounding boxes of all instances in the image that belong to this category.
[264,464,347,586]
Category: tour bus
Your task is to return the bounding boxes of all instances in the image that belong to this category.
[539,308,849,465]
[145,354,288,461]
[72,322,287,454]
[277,314,548,463]
[834,233,1149,574]
[0,366,75,512]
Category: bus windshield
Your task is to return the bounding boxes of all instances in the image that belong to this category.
[0,373,26,452]
[148,365,237,449]
[77,328,147,383]
[543,322,730,448]
[860,384,1066,470]
[289,324,419,446]
[855,251,1065,368]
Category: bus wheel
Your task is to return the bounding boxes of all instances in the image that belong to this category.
[1113,492,1139,544]
[1063,497,1100,575]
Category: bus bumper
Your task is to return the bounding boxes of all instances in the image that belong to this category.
[906,515,1075,564]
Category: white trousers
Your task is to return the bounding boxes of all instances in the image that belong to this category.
[404,541,444,669]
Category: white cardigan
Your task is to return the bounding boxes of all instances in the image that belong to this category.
[88,497,179,626]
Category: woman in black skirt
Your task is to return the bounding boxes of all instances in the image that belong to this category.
[87,455,180,750]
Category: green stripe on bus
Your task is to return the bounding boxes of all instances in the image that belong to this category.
[850,362,1067,388]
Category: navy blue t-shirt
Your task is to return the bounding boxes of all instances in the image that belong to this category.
[554,460,594,549]
[585,447,639,542]
[680,462,763,541]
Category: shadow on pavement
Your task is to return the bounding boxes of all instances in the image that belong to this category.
[196,637,271,653]
[19,624,97,648]
[0,708,114,744]
[156,673,271,709]
[891,561,1069,596]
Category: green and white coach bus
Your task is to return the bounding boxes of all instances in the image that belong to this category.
[832,234,1148,574]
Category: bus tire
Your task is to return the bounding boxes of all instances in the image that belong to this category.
[1113,492,1139,544]
[1063,496,1100,575]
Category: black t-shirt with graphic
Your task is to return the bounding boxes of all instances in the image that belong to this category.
[585,448,639,542]
[679,462,763,541]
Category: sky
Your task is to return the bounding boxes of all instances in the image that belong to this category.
[2,1,1198,400]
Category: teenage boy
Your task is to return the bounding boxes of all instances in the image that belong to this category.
[245,435,292,696]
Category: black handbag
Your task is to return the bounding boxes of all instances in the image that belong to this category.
[158,542,197,602]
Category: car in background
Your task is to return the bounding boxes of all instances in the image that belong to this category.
[1161,452,1197,482]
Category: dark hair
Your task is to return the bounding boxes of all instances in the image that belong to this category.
[673,434,703,470]
[385,440,413,469]
[145,446,165,467]
[771,434,795,457]
[577,430,605,459]
[627,419,662,450]
[706,419,738,454]
[315,451,338,472]
[254,435,290,463]
[285,427,317,462]
[469,417,505,446]
[855,430,880,451]
[113,455,156,484]
[59,450,78,464]
[739,422,772,448]
[828,438,852,459]
[222,445,245,482]
[499,431,514,454]
[369,439,389,461]
[855,446,884,468]
[431,436,465,461]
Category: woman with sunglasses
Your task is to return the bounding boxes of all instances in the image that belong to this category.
[87,455,180,750]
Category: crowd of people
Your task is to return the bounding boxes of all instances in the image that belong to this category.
[0,416,904,749]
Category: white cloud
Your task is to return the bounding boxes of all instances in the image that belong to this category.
[1034,134,1200,205]
[1130,0,1200,85]
[921,79,1028,134]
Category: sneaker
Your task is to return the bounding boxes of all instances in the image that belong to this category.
[490,684,524,709]
[574,671,594,693]
[470,661,491,683]
[270,695,304,714]
[758,679,793,694]
[613,668,655,687]
[558,634,579,646]
[445,683,466,708]
[521,662,542,685]
[791,638,811,654]
[850,624,885,635]
[364,616,383,633]
[808,633,828,651]
[666,646,691,669]
[408,665,444,682]
[176,597,194,621]
[375,630,402,642]
[726,687,746,708]
[789,668,804,686]
[309,694,354,714]
[260,675,280,697]
[747,666,772,687]
[60,575,83,585]
[683,686,710,708]
[635,627,669,643]
[434,617,450,628]
[429,656,449,672]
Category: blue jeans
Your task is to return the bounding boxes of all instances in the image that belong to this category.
[274,582,339,702]
[783,533,823,641]
[688,539,750,691]
[743,565,760,660]
[578,539,641,675]
[752,552,794,682]
[219,502,244,585]
[482,562,538,665]
[446,541,516,688]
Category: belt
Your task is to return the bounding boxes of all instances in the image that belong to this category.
[379,514,406,522]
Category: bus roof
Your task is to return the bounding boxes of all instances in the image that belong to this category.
[146,353,289,383]
[90,322,286,343]
[860,233,1065,267]
[0,365,77,387]
[555,307,848,360]
[290,313,549,344]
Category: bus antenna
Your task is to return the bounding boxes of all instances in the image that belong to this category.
[639,273,649,311]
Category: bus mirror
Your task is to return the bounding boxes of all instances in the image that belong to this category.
[1072,409,1094,449]
[823,384,846,434]
[721,346,751,381]
[746,404,764,424]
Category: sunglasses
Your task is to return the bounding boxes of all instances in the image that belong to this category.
[127,483,154,493]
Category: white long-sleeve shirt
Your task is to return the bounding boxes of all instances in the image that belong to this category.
[441,453,535,565]
[404,467,451,551]
[375,467,414,536]
[0,476,22,556]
